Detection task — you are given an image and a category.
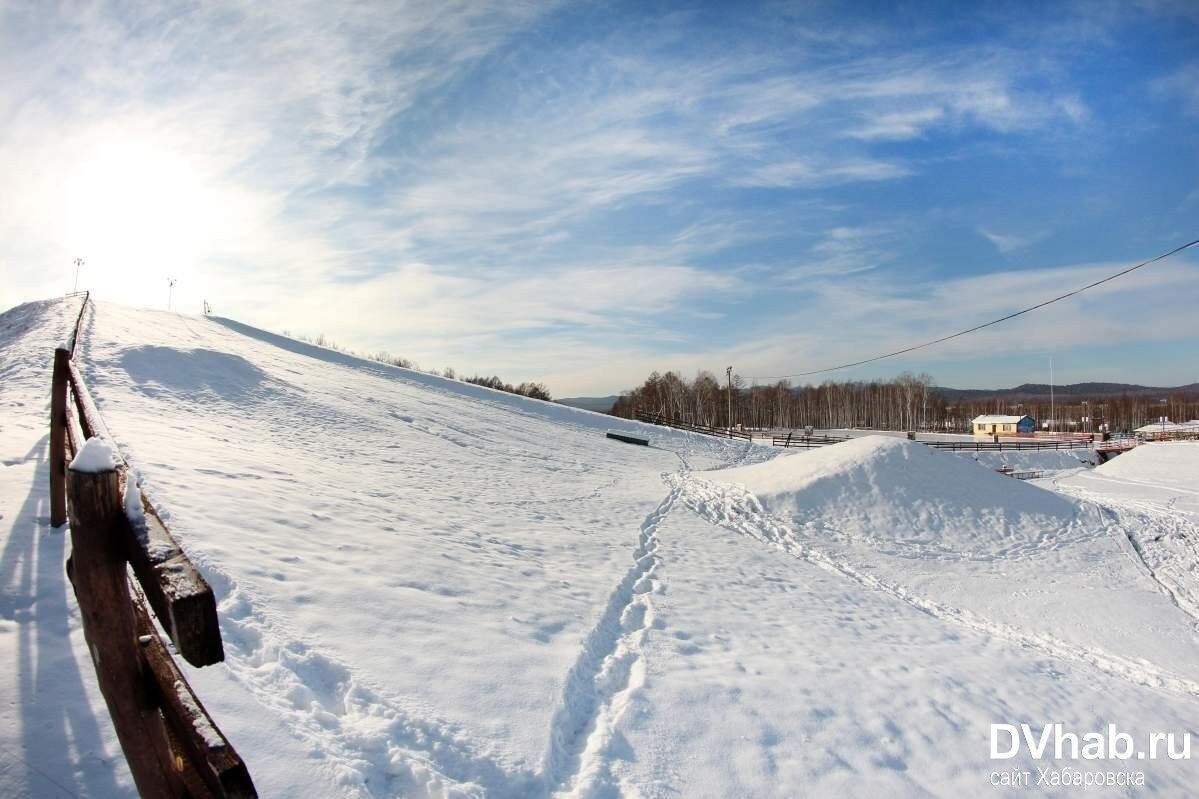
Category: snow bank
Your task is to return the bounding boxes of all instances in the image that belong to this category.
[69,436,117,473]
[711,435,1080,555]
[1096,440,1199,487]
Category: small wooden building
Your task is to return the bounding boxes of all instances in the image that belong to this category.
[972,414,1035,440]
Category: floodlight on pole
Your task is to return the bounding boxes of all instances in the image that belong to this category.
[726,366,733,430]
[167,278,177,311]
[73,257,85,293]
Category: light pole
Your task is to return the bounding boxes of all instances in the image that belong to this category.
[1049,354,1055,434]
[167,278,177,311]
[726,366,733,430]
[73,257,85,293]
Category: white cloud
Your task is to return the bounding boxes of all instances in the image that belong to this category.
[850,107,945,140]
[979,228,1048,254]
[734,158,911,188]
[0,1,1169,397]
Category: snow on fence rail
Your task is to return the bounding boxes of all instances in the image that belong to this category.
[48,293,256,798]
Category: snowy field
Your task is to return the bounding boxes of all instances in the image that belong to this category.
[3,297,1199,797]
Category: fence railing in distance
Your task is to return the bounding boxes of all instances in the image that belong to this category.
[771,432,852,448]
[635,410,753,441]
[50,294,255,798]
[634,408,1099,452]
[922,439,1092,452]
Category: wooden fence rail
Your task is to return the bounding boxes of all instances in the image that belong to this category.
[634,410,753,440]
[49,293,255,798]
[633,409,1095,453]
[921,439,1093,452]
[771,432,852,448]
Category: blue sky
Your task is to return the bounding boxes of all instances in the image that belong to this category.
[1,0,1196,395]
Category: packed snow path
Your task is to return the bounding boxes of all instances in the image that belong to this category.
[4,298,1199,797]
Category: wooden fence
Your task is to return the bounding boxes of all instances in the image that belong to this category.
[771,432,852,448]
[49,293,256,798]
[634,411,1094,453]
[635,410,753,441]
[921,439,1093,452]
[996,465,1047,480]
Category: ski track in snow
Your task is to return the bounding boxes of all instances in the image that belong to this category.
[1053,479,1199,625]
[541,477,676,798]
[194,431,747,797]
[201,469,695,798]
[672,472,1199,703]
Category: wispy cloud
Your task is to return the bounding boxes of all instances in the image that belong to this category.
[0,1,1192,394]
[979,228,1049,254]
[1152,61,1199,116]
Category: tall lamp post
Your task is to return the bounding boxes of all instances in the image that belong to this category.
[726,366,733,431]
[167,278,177,311]
[73,257,85,293]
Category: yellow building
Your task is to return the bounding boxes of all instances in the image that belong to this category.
[972,414,1035,440]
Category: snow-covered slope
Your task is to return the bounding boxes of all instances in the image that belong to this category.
[75,300,769,797]
[4,297,1199,798]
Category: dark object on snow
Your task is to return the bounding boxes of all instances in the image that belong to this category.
[607,431,649,446]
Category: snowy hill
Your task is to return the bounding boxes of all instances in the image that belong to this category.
[4,297,1199,797]
[709,436,1083,556]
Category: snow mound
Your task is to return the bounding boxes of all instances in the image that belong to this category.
[1096,441,1199,487]
[711,435,1083,556]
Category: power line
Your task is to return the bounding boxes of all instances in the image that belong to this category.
[749,238,1199,382]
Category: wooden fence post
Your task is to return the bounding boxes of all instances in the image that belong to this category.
[67,446,182,797]
[50,347,69,526]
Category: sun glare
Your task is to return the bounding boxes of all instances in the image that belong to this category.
[63,131,220,306]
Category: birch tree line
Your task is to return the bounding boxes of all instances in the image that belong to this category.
[610,371,938,431]
[609,370,1199,434]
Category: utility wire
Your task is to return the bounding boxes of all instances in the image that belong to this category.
[750,238,1199,381]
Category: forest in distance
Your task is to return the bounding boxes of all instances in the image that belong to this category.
[608,370,1199,435]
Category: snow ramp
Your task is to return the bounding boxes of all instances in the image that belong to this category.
[711,435,1082,557]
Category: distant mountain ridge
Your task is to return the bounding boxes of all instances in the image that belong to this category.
[556,395,619,413]
[933,382,1199,401]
